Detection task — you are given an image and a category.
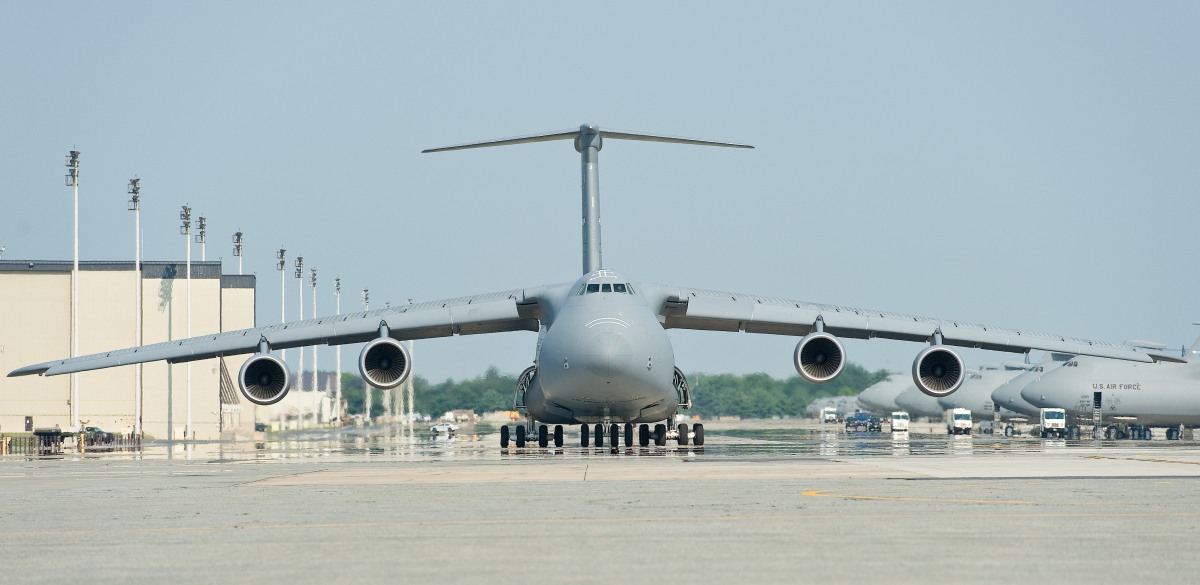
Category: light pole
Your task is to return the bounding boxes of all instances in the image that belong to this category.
[232,230,244,275]
[362,289,370,422]
[65,149,80,431]
[333,277,342,424]
[128,178,143,438]
[179,204,193,440]
[276,248,286,365]
[310,267,319,421]
[195,215,207,262]
[294,256,304,394]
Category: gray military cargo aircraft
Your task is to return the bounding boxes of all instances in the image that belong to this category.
[856,374,909,413]
[1021,338,1200,440]
[9,125,1184,449]
[936,363,1033,429]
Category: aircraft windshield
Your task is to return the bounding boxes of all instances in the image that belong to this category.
[1044,411,1065,420]
[581,282,634,295]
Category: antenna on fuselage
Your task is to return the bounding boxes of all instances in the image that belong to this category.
[423,124,753,275]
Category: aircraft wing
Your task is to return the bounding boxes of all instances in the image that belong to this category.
[9,287,550,378]
[643,283,1184,364]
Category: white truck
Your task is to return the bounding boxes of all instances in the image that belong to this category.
[890,411,910,433]
[821,407,838,424]
[1039,408,1068,438]
[945,408,972,435]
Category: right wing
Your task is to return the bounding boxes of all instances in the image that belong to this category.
[642,282,1184,364]
[10,285,558,378]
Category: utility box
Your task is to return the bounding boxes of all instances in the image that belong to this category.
[25,416,33,432]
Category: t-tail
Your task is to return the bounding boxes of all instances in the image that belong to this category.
[423,124,753,275]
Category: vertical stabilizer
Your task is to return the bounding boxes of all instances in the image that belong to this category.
[424,124,752,274]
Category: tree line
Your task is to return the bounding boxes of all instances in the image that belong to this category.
[338,363,886,420]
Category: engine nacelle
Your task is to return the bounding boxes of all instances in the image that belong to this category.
[238,353,292,405]
[359,337,411,389]
[912,346,965,397]
[793,332,846,383]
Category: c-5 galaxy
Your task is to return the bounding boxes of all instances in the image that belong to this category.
[1021,338,1200,440]
[9,125,1183,449]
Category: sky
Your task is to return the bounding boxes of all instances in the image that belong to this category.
[2,2,1198,384]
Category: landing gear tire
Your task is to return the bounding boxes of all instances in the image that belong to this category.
[537,425,548,448]
[692,423,705,447]
[1106,426,1118,440]
[580,424,590,447]
[515,425,527,448]
[677,423,689,446]
[554,425,564,448]
[624,423,634,448]
[653,424,667,446]
[639,424,650,447]
[1004,425,1013,438]
[609,424,620,448]
[500,425,510,448]
[594,424,604,447]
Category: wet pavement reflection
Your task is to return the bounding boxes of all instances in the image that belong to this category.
[10,421,1200,463]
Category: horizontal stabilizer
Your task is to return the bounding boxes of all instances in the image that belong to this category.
[423,124,754,153]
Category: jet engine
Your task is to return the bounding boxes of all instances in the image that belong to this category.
[793,331,846,383]
[359,337,411,389]
[912,346,965,397]
[238,353,292,405]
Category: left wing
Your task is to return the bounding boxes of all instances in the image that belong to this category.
[641,282,1183,364]
[10,287,551,378]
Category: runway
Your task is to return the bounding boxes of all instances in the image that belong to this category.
[5,421,1199,584]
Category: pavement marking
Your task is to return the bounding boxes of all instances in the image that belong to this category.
[802,489,1035,505]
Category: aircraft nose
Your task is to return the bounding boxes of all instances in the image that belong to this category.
[1021,378,1057,408]
[583,330,634,377]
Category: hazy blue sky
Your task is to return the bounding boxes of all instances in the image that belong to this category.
[3,2,1197,383]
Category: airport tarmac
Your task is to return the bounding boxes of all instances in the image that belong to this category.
[5,421,1200,584]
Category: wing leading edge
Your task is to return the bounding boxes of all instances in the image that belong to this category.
[10,287,551,378]
[643,283,1184,364]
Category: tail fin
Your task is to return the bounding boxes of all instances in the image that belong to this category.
[424,124,752,274]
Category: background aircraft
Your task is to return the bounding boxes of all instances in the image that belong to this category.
[856,374,909,413]
[1021,338,1200,440]
[936,363,1033,431]
[10,126,1183,449]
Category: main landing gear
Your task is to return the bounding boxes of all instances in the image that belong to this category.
[501,421,706,449]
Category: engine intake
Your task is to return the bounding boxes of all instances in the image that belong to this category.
[794,332,846,383]
[359,337,411,389]
[912,346,965,397]
[238,354,291,405]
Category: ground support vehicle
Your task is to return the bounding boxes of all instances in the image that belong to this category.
[945,408,972,435]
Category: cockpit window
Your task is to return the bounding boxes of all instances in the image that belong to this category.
[585,283,600,294]
[602,283,612,293]
[614,283,627,293]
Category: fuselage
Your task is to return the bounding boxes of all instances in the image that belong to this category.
[936,365,1031,421]
[525,270,678,425]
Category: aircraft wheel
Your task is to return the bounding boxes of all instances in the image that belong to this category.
[500,425,510,448]
[653,424,667,446]
[1106,426,1117,440]
[594,424,604,447]
[515,425,527,448]
[580,424,590,447]
[677,423,689,446]
[638,424,650,447]
[1145,428,1153,440]
[624,423,634,447]
[553,425,564,448]
[692,423,705,446]
[537,425,549,448]
[1004,425,1013,438]
[609,424,620,448]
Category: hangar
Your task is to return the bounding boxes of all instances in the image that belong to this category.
[0,260,255,440]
